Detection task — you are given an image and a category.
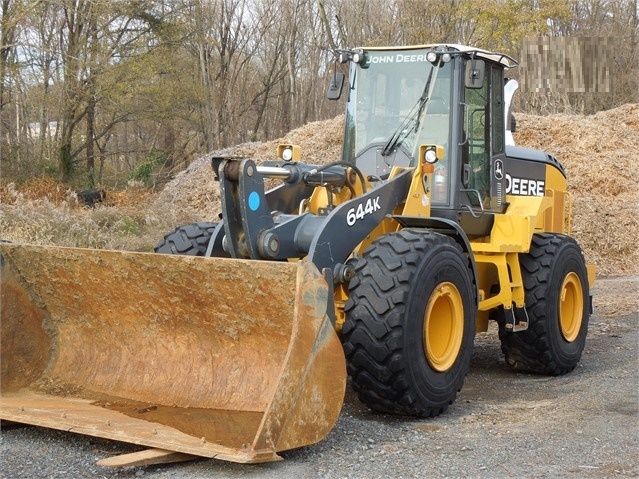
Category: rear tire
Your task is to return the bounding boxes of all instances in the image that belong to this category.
[499,233,590,375]
[154,222,217,256]
[342,229,476,417]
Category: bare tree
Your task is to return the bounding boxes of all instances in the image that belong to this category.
[1,0,637,187]
[0,0,21,166]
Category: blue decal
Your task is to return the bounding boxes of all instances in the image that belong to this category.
[248,191,260,211]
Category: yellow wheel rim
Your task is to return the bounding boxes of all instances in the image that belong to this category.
[559,272,584,342]
[423,282,464,372]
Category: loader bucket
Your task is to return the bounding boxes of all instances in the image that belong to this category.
[0,243,346,463]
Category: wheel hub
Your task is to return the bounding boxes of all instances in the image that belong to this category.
[559,272,583,342]
[423,282,464,372]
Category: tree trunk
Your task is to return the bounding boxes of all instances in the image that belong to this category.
[86,96,96,186]
[58,138,73,182]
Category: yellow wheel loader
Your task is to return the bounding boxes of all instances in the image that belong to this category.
[1,44,594,464]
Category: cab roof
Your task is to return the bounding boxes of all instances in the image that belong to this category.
[361,44,519,69]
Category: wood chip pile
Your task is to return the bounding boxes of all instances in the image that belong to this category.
[514,104,638,276]
[154,104,639,277]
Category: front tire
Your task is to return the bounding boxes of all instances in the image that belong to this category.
[154,222,218,256]
[342,229,476,417]
[499,233,590,375]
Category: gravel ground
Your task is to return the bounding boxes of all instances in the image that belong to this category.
[1,276,637,479]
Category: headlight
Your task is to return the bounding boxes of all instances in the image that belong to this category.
[281,147,293,161]
[424,147,439,164]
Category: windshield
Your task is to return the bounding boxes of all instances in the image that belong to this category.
[343,49,453,168]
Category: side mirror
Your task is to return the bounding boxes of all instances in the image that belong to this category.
[465,59,485,89]
[327,72,345,100]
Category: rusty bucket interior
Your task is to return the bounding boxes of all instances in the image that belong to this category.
[0,243,346,463]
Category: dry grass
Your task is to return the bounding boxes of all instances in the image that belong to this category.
[0,178,74,206]
[0,182,196,252]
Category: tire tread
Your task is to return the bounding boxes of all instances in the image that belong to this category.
[499,233,589,375]
[154,222,217,256]
[343,229,474,418]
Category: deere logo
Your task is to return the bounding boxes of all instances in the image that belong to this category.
[505,174,545,196]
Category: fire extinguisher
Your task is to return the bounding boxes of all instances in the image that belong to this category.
[432,165,447,202]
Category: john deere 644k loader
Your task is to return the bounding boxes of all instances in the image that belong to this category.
[1,44,594,464]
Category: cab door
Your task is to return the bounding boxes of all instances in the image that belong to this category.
[461,60,506,215]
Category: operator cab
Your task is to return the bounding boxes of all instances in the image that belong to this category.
[331,44,518,237]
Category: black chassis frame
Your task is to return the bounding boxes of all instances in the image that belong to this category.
[209,157,412,274]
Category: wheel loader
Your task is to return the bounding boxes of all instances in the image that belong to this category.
[1,44,594,465]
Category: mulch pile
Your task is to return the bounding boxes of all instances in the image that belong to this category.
[514,104,638,276]
[152,104,638,277]
[153,115,346,220]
